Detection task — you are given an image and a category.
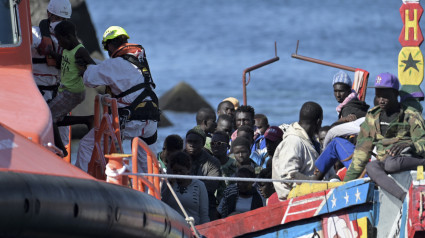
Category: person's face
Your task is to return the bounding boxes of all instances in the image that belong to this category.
[216,119,233,136]
[333,83,351,103]
[170,163,190,176]
[318,130,327,148]
[258,182,274,199]
[375,88,398,112]
[47,11,62,23]
[265,138,281,158]
[235,112,253,129]
[255,118,268,135]
[237,131,253,144]
[204,116,217,134]
[161,145,179,164]
[218,102,235,117]
[185,133,204,157]
[232,145,251,167]
[238,180,253,195]
[211,134,229,158]
[55,33,70,50]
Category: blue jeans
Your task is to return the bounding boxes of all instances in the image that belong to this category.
[315,137,355,174]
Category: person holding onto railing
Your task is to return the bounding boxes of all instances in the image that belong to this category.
[48,21,95,156]
[344,73,425,202]
[75,26,159,173]
[161,151,210,225]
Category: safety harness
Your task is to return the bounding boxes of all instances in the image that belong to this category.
[110,44,160,145]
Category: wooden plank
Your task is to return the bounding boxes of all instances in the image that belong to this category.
[398,47,424,86]
[399,2,424,47]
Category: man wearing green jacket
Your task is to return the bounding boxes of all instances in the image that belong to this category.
[344,72,425,201]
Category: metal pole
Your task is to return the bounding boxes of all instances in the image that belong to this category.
[291,40,356,72]
[242,42,280,105]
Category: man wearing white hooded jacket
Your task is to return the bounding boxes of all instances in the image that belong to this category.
[76,26,159,174]
[272,102,323,200]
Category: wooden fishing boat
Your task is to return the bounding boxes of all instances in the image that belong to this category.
[196,0,425,237]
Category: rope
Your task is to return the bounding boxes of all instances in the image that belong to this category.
[121,172,345,184]
[165,180,202,238]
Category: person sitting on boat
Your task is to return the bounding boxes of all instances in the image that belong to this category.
[211,130,237,202]
[231,136,260,172]
[184,128,221,221]
[263,126,284,169]
[318,126,331,150]
[217,166,263,218]
[344,73,425,202]
[157,134,184,173]
[236,125,263,171]
[212,131,237,183]
[257,167,276,206]
[272,102,322,201]
[297,75,371,181]
[161,151,210,225]
[216,100,235,121]
[222,97,239,130]
[48,21,95,156]
[231,105,256,142]
[75,26,160,173]
[253,113,269,162]
[216,114,234,138]
[194,107,217,154]
[332,70,370,126]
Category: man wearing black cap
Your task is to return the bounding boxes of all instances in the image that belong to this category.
[184,128,221,220]
[344,73,425,202]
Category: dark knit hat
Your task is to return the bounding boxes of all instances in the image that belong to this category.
[186,127,206,145]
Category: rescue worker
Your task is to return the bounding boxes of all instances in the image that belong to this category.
[75,26,160,173]
[31,0,72,151]
[31,0,71,103]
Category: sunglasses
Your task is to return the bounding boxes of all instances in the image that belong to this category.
[211,141,228,147]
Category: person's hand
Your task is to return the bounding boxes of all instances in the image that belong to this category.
[387,142,412,156]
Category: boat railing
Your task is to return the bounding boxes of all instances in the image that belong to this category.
[129,137,161,199]
[242,42,280,106]
[291,40,369,101]
[87,94,123,180]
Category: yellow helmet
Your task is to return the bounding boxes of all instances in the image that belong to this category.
[102,26,130,50]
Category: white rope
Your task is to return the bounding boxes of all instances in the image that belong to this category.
[105,164,130,182]
[122,172,344,184]
[165,180,202,238]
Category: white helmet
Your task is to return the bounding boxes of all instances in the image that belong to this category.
[47,0,72,19]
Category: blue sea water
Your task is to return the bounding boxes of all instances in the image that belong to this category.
[85,0,425,148]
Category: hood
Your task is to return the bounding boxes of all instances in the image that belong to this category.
[282,122,311,142]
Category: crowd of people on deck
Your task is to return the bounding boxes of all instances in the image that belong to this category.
[32,0,425,226]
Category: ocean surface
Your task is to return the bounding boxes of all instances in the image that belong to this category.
[84,0,425,150]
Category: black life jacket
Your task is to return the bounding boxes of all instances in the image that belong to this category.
[110,44,160,122]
